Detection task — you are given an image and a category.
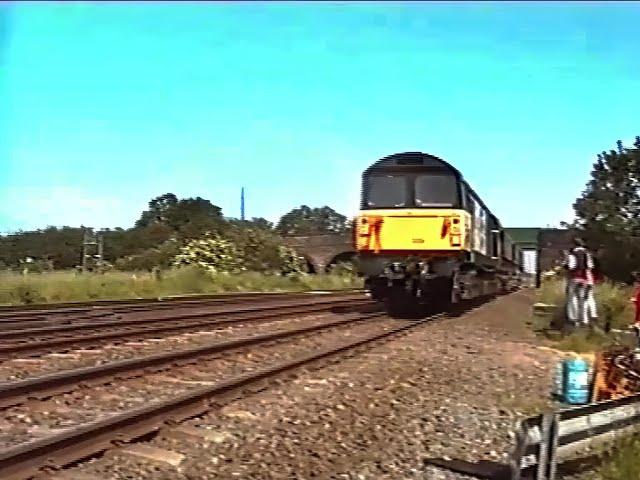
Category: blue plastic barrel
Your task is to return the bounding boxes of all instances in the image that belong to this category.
[563,358,590,405]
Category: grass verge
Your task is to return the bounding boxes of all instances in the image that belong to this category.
[583,434,640,480]
[533,278,636,353]
[0,268,364,306]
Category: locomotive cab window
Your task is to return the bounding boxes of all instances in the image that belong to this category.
[365,175,407,208]
[414,174,457,207]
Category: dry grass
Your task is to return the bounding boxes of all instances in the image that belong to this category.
[0,268,364,305]
[537,277,634,330]
[593,434,640,480]
[534,277,636,353]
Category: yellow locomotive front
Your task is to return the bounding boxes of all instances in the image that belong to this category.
[355,208,470,254]
[354,152,509,314]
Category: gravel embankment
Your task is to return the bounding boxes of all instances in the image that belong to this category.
[61,290,561,480]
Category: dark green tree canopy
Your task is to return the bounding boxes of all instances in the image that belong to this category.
[227,217,274,231]
[135,193,178,228]
[135,193,223,233]
[570,136,640,281]
[276,205,350,236]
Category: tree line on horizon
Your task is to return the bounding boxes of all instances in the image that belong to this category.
[0,195,351,272]
[2,136,639,280]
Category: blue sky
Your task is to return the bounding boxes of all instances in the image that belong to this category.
[1,2,639,233]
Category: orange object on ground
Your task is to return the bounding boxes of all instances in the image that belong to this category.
[591,347,640,403]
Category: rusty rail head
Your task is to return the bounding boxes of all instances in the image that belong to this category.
[0,312,442,480]
[0,294,366,340]
[0,289,365,316]
[0,311,384,408]
[0,298,371,359]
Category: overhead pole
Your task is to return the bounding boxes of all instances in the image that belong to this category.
[241,187,245,221]
[81,227,100,273]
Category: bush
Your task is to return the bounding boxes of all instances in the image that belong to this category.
[173,233,246,274]
[596,434,640,480]
[115,239,180,271]
[277,245,306,275]
[223,227,283,272]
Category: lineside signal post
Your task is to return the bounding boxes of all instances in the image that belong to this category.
[81,227,104,273]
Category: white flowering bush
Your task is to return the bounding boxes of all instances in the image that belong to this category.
[172,233,246,274]
[277,245,306,276]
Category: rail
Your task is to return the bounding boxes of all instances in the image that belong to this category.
[0,312,444,480]
[0,295,371,358]
[0,288,365,314]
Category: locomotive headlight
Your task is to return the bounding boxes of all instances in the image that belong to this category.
[450,216,461,234]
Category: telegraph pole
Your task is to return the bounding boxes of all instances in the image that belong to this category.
[241,187,245,221]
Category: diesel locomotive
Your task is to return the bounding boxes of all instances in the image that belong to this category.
[353,152,521,314]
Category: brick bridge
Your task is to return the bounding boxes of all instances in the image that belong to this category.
[281,234,354,273]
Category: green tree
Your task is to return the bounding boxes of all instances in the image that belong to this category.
[223,225,283,272]
[0,226,84,269]
[135,194,224,239]
[569,136,640,282]
[276,205,350,236]
[135,193,179,228]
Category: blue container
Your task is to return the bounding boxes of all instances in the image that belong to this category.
[563,358,590,405]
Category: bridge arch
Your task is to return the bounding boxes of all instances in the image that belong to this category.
[325,251,357,273]
[281,234,353,274]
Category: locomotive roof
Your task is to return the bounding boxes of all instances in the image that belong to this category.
[364,151,506,231]
[364,152,462,177]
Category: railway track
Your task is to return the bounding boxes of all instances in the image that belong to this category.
[0,295,493,480]
[0,289,365,315]
[0,314,416,479]
[0,311,385,409]
[0,290,364,328]
[0,294,370,358]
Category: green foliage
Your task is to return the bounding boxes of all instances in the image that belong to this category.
[135,193,224,238]
[223,226,283,272]
[537,277,634,332]
[277,245,306,275]
[553,329,614,353]
[536,277,636,353]
[114,239,180,271]
[227,217,274,231]
[0,269,363,306]
[173,233,246,274]
[597,281,635,329]
[0,226,84,269]
[569,137,640,282]
[594,434,640,480]
[0,193,353,275]
[276,205,351,236]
